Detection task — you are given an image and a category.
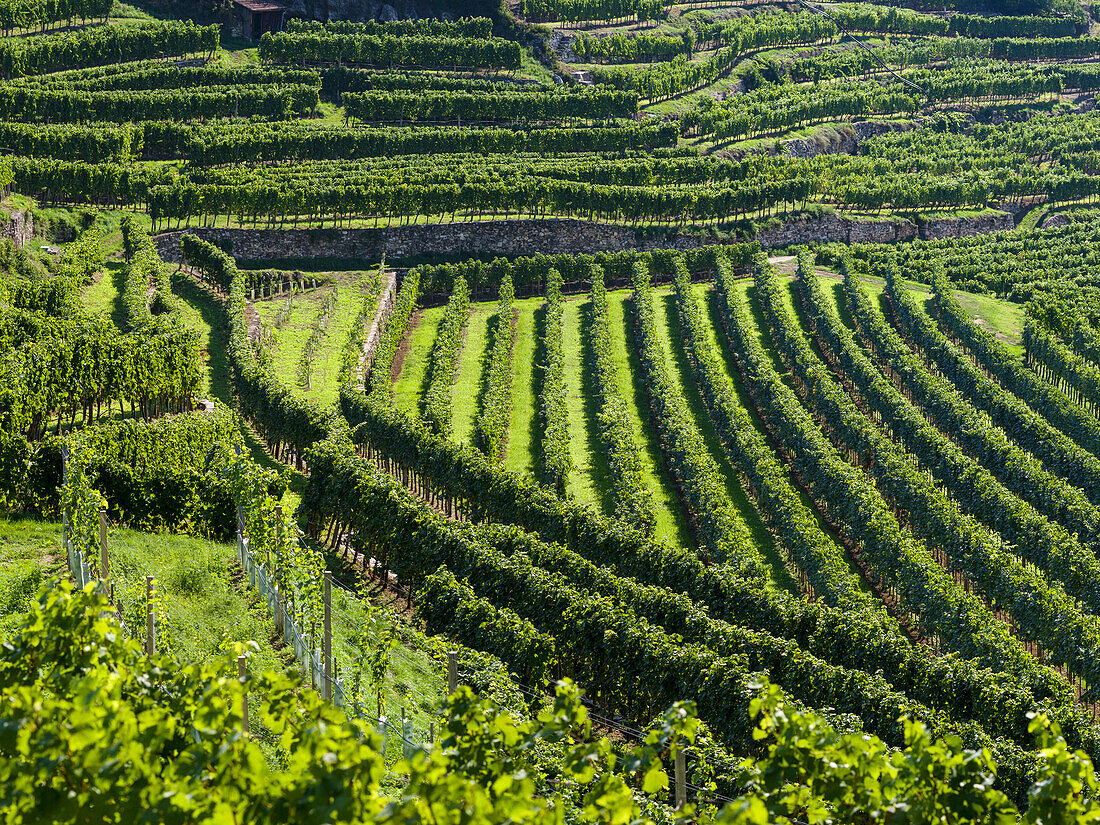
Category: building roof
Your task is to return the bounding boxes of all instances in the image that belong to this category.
[232,0,286,12]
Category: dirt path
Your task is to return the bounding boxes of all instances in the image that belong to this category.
[390,310,421,384]
[358,268,397,386]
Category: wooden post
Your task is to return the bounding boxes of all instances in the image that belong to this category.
[674,748,686,810]
[323,570,332,701]
[98,509,110,599]
[60,445,69,548]
[447,651,458,694]
[273,505,282,571]
[145,575,156,656]
[274,579,284,634]
[239,654,249,735]
[429,722,434,744]
[98,508,108,579]
[236,504,245,567]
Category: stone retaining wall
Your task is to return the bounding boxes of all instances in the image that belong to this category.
[155,211,1016,264]
[755,210,1014,247]
[1,210,32,248]
[154,220,645,263]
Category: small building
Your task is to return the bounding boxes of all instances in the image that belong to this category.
[231,0,287,40]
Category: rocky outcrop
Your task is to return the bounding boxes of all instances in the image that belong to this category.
[294,0,419,22]
[550,31,577,62]
[1040,212,1071,230]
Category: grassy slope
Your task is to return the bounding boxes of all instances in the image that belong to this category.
[845,272,1023,358]
[392,306,446,418]
[652,289,797,593]
[0,512,446,751]
[81,261,126,327]
[255,288,325,392]
[0,516,64,637]
[322,582,446,749]
[450,302,493,446]
[303,275,379,409]
[605,288,691,548]
[504,297,541,477]
[694,281,862,592]
[171,273,229,402]
[0,514,286,673]
[562,297,608,512]
[170,273,301,492]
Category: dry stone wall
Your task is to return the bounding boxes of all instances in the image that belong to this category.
[154,220,644,263]
[0,210,32,248]
[154,211,1016,264]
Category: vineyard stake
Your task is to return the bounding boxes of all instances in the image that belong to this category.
[145,575,155,656]
[236,503,245,567]
[447,651,458,694]
[239,654,249,735]
[674,747,686,809]
[98,508,107,578]
[60,445,68,548]
[323,570,332,701]
[98,508,110,599]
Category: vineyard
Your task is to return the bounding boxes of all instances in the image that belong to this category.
[5,0,1100,821]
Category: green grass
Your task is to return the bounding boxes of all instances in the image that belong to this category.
[168,272,229,402]
[255,287,326,390]
[0,514,64,637]
[0,513,286,673]
[849,270,1024,360]
[951,291,1024,359]
[107,525,288,675]
[81,260,125,324]
[653,290,797,594]
[503,297,541,477]
[392,306,446,417]
[450,302,493,446]
[605,288,691,548]
[0,511,445,760]
[562,297,608,512]
[299,274,379,409]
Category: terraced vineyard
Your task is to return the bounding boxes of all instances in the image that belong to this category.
[7,0,1100,820]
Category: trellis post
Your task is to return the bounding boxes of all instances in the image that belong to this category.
[323,570,332,701]
[145,575,156,656]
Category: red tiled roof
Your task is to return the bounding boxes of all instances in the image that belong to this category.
[232,0,286,12]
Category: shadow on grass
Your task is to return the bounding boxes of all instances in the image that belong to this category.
[621,293,693,549]
[104,261,128,329]
[171,272,304,494]
[578,301,614,518]
[660,292,799,596]
[532,302,549,486]
[471,311,500,453]
[172,272,232,405]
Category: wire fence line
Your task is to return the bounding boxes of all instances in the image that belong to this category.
[237,528,452,757]
[60,496,717,786]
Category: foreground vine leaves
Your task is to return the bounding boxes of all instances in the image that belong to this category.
[0,582,698,825]
[3,582,1099,824]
